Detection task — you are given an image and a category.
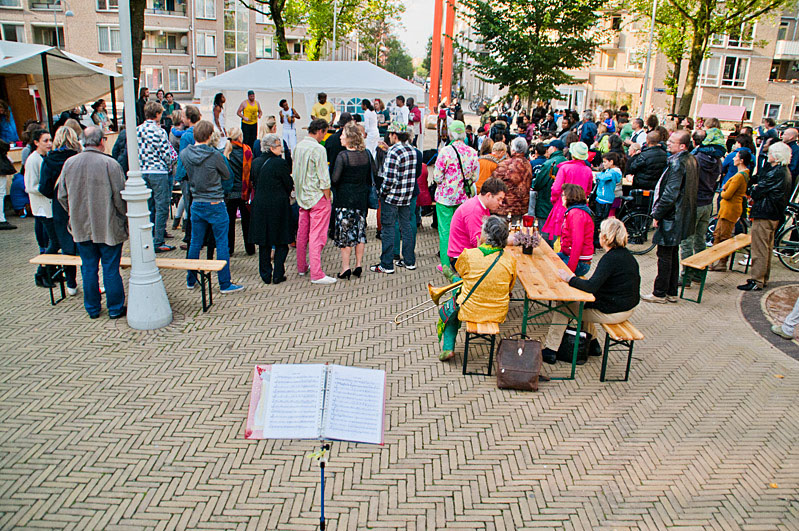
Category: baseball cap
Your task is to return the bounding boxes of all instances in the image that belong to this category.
[548,139,565,151]
[449,120,466,134]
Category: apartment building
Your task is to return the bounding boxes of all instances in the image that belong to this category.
[0,0,358,98]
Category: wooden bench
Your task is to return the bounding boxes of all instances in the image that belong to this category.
[679,233,752,303]
[463,321,500,376]
[30,254,226,312]
[599,321,645,382]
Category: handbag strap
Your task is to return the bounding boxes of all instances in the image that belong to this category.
[459,250,503,307]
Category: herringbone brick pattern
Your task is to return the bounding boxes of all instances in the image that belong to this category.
[1,215,798,530]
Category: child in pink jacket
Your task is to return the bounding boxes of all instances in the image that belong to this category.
[558,183,594,276]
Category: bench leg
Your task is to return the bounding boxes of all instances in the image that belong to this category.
[199,271,214,312]
[729,251,736,272]
[600,334,611,382]
[623,341,635,382]
[463,332,496,377]
[487,335,495,377]
[46,265,66,306]
[696,268,707,304]
[600,335,636,382]
[462,331,470,375]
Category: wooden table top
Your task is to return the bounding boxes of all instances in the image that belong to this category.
[507,240,595,303]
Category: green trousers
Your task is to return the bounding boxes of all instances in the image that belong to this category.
[442,314,461,351]
[436,203,458,267]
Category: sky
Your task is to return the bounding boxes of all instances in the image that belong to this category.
[398,0,435,59]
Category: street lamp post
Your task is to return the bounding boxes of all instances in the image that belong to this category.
[332,0,338,60]
[118,0,173,330]
[52,0,73,49]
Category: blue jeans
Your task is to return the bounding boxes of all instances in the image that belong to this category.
[557,251,590,277]
[380,200,415,269]
[76,241,125,317]
[394,197,417,258]
[187,201,231,289]
[143,172,171,246]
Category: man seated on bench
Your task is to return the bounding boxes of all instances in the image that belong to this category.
[544,218,641,364]
[437,216,517,362]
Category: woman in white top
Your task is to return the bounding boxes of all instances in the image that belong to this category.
[213,92,227,149]
[23,128,54,287]
[361,98,380,156]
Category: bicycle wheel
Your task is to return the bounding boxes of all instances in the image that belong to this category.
[775,224,799,272]
[623,212,656,255]
[706,216,718,247]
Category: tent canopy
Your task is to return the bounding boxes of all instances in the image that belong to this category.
[195,60,425,138]
[697,103,746,122]
[0,41,120,116]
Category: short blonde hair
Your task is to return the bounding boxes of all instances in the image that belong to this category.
[53,125,82,152]
[492,141,507,153]
[600,217,628,249]
[171,109,183,126]
[342,122,365,151]
[224,126,243,158]
[769,141,792,166]
[480,137,494,156]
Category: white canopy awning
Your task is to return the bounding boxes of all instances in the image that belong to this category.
[0,41,121,116]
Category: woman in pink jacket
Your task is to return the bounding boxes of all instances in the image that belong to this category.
[558,184,595,276]
[542,141,593,239]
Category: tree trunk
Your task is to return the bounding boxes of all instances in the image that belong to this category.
[670,60,682,114]
[130,0,145,96]
[271,0,290,60]
[677,36,706,117]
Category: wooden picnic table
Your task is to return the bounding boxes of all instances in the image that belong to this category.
[508,239,595,380]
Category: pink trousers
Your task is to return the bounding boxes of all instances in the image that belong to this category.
[296,196,331,280]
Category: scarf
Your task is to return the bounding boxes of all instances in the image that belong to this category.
[478,244,502,256]
[233,140,253,201]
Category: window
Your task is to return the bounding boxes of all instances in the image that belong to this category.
[98,25,120,53]
[605,52,617,69]
[32,25,64,48]
[168,67,189,92]
[610,16,621,31]
[727,23,754,49]
[293,41,304,55]
[718,94,755,120]
[721,56,748,87]
[196,68,216,83]
[141,66,163,91]
[255,34,272,58]
[0,0,22,7]
[764,103,781,120]
[711,33,725,47]
[196,0,215,19]
[147,0,186,16]
[223,0,248,71]
[1,23,24,42]
[255,11,271,24]
[778,20,790,41]
[793,104,799,120]
[144,31,187,54]
[699,56,721,86]
[195,31,215,56]
[97,0,117,10]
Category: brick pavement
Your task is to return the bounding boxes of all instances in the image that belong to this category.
[1,215,798,530]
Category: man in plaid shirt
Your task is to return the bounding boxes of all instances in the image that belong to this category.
[371,122,418,274]
[137,101,178,252]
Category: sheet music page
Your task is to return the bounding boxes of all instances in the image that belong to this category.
[321,366,386,445]
[262,364,326,439]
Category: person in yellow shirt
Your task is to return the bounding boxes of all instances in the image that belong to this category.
[311,92,336,125]
[236,90,262,149]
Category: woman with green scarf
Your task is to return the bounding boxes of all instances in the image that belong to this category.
[437,215,518,361]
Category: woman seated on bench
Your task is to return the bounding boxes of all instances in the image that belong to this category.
[542,218,641,364]
[437,215,517,362]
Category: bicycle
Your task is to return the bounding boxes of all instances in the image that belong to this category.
[773,201,799,272]
[615,189,656,255]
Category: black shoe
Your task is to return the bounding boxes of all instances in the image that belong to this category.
[589,338,603,357]
[0,221,16,230]
[89,313,100,319]
[353,267,362,278]
[35,275,54,288]
[337,269,352,280]
[273,275,287,285]
[542,348,557,365]
[737,280,762,291]
[109,306,127,319]
[261,276,272,284]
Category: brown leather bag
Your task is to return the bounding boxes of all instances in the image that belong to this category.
[496,334,543,391]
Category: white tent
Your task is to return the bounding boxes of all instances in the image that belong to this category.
[194,60,425,141]
[0,41,121,128]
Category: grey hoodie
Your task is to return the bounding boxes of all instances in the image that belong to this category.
[180,143,230,202]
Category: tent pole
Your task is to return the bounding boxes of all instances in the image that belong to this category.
[40,53,54,132]
[109,76,118,131]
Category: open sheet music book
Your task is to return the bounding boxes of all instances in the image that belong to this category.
[245,364,386,445]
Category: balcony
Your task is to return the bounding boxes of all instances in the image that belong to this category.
[774,40,799,60]
[143,30,188,54]
[142,46,187,54]
[30,0,59,10]
[0,0,23,8]
[146,0,185,17]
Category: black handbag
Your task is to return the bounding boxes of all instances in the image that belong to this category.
[556,326,589,365]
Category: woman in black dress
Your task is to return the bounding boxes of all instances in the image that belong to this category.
[331,122,375,279]
[248,134,294,284]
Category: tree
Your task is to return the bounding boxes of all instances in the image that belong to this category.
[131,0,145,95]
[296,0,361,60]
[423,35,464,92]
[356,0,405,64]
[384,36,414,79]
[457,0,604,102]
[238,0,299,59]
[631,0,793,116]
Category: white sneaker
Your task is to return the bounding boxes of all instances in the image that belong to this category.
[739,254,751,266]
[67,286,78,296]
[298,267,311,276]
[311,275,337,285]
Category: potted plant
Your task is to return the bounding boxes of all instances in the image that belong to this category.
[513,230,541,255]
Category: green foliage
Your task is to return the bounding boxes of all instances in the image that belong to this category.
[356,0,405,63]
[384,36,414,79]
[238,0,301,59]
[457,0,604,101]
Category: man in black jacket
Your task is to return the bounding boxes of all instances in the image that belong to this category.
[627,132,667,190]
[643,130,698,303]
[680,129,721,287]
[739,142,792,291]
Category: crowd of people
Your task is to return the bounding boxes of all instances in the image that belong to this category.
[2,89,797,347]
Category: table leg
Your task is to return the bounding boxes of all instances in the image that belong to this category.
[521,295,529,336]
[569,302,584,380]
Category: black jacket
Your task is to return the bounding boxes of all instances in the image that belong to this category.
[325,130,345,175]
[627,144,667,190]
[39,148,79,236]
[750,163,791,221]
[248,152,294,246]
[693,151,721,207]
[652,150,698,247]
[226,144,244,198]
[569,247,640,314]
